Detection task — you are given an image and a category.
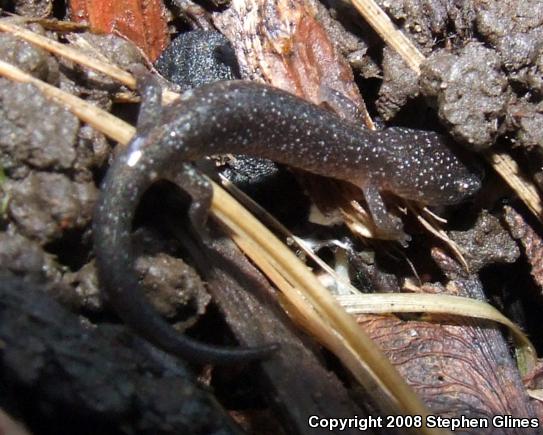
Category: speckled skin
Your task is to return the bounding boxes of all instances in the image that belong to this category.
[94,80,481,364]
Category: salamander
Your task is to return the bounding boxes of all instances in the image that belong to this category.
[93,77,481,364]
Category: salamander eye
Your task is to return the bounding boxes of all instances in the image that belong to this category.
[454,174,481,198]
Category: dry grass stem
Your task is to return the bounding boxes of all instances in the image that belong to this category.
[337,293,536,374]
[486,151,543,218]
[349,0,425,73]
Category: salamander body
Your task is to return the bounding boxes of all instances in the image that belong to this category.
[94,80,481,364]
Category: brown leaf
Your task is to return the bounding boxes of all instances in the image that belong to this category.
[69,0,170,62]
[356,278,536,420]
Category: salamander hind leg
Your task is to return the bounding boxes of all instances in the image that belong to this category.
[165,165,280,363]
[362,184,410,245]
[169,164,213,236]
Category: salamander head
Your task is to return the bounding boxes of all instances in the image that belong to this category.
[445,173,482,204]
[381,128,482,205]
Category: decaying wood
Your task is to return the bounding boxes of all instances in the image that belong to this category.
[0,272,242,434]
[213,0,372,127]
[355,276,537,425]
[213,0,388,241]
[168,0,215,30]
[411,249,535,419]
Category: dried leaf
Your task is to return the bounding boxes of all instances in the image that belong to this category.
[355,279,536,419]
[69,0,170,61]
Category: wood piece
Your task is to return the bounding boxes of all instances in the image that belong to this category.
[348,248,538,425]
[0,272,241,435]
[355,279,537,426]
[213,0,372,127]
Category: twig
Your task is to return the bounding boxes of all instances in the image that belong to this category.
[349,0,425,73]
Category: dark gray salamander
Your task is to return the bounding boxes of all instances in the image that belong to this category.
[94,80,481,364]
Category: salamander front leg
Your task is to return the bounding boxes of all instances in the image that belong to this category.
[362,184,410,245]
[318,85,365,124]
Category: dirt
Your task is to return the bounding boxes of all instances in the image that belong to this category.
[0,80,79,176]
[376,47,419,121]
[136,253,210,325]
[448,210,520,272]
[366,0,543,150]
[0,232,60,281]
[12,0,52,17]
[0,33,58,84]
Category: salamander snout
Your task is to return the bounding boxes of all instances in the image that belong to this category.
[448,172,482,203]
